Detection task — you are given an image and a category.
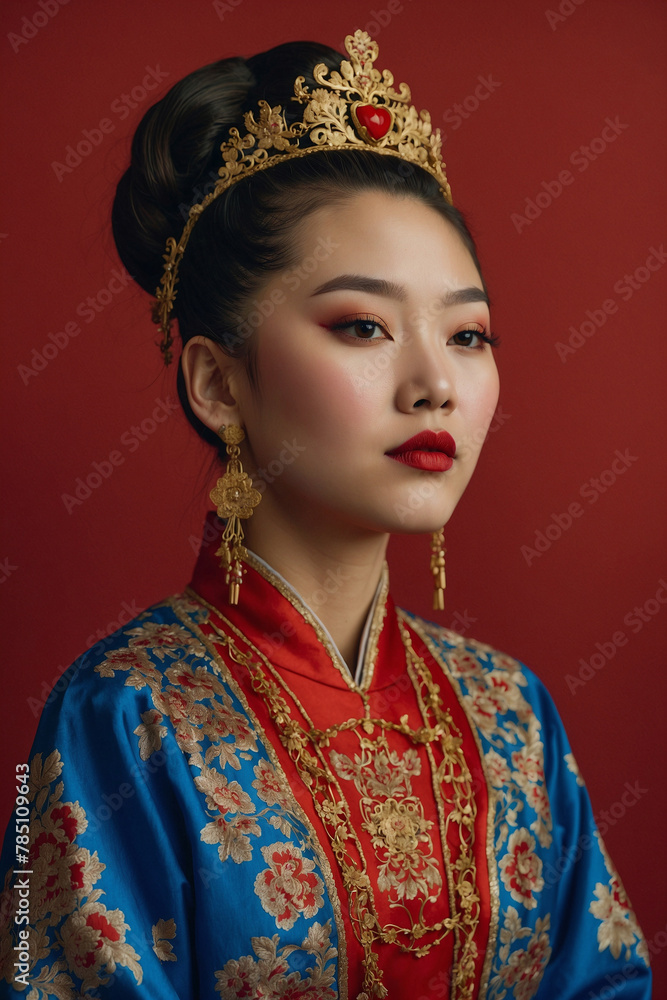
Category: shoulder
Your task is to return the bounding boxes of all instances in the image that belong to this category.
[399,607,550,703]
[397,617,651,988]
[33,592,215,735]
[399,608,570,775]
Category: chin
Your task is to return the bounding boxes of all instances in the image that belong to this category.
[390,518,457,536]
[385,481,466,525]
[380,500,463,536]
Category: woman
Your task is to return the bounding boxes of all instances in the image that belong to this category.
[0,30,651,999]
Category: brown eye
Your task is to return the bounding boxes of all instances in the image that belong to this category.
[351,320,383,339]
[330,315,389,342]
[448,327,498,349]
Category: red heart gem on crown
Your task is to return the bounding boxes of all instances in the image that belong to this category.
[354,104,392,141]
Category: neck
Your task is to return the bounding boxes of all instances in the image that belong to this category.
[243,499,389,670]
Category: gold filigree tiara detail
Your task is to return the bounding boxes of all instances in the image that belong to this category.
[153,29,453,365]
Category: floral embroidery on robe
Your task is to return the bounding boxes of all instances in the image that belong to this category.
[330,746,442,903]
[215,920,337,999]
[590,832,649,964]
[408,613,650,998]
[0,522,652,998]
[0,751,143,998]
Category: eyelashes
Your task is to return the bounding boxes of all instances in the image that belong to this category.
[328,314,388,342]
[452,328,501,349]
[328,314,500,349]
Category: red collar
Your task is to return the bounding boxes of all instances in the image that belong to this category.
[188,512,403,693]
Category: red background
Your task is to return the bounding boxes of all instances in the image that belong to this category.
[2,0,665,988]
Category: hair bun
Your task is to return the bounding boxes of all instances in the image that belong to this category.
[112,43,347,295]
[112,56,255,294]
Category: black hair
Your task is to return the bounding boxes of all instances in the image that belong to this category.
[112,41,486,453]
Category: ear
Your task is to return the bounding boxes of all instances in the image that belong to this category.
[181,336,245,434]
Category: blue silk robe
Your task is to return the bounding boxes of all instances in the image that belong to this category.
[0,517,651,998]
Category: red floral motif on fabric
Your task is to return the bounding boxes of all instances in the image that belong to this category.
[488,908,552,1000]
[254,842,325,931]
[502,918,552,1000]
[215,920,336,999]
[0,750,144,995]
[589,841,648,965]
[500,829,544,910]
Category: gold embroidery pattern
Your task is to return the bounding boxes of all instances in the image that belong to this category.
[134,708,168,760]
[0,750,143,997]
[404,616,553,995]
[152,918,177,962]
[408,618,652,992]
[498,829,544,910]
[564,752,585,786]
[172,598,351,999]
[96,611,310,868]
[215,919,337,999]
[487,907,551,1000]
[94,599,351,995]
[254,841,326,930]
[427,636,553,854]
[197,770,260,864]
[205,615,480,1000]
[330,747,442,902]
[590,833,649,965]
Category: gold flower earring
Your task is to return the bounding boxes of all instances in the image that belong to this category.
[430,528,446,611]
[209,425,262,604]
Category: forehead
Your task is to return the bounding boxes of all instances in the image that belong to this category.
[292,189,482,292]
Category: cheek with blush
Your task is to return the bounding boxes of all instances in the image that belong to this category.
[252,331,377,463]
[458,373,501,463]
[256,332,380,446]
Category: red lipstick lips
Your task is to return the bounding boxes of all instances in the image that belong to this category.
[386,430,456,472]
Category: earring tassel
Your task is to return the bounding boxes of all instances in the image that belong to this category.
[209,425,262,606]
[430,529,446,611]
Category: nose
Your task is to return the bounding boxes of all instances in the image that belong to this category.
[394,333,458,413]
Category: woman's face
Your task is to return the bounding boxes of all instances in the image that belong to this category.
[231,189,500,537]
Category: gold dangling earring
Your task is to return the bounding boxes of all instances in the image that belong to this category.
[209,425,262,605]
[430,528,446,611]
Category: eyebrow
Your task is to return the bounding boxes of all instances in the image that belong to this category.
[310,273,489,308]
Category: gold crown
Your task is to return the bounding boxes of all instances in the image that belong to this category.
[153,29,452,365]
